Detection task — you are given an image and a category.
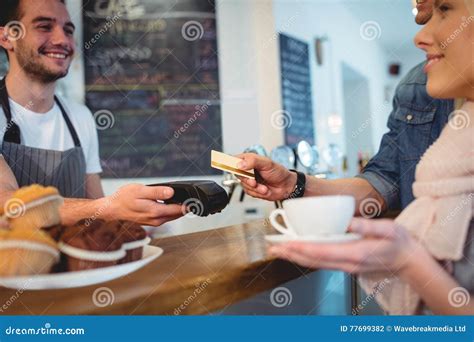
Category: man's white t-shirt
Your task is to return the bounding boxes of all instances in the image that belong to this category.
[0,96,103,174]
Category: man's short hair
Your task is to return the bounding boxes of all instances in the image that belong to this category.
[1,0,24,28]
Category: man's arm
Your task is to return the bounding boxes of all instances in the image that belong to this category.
[60,197,106,225]
[237,156,386,216]
[85,173,104,199]
[0,155,19,204]
[0,157,107,225]
[60,184,183,226]
[0,157,183,226]
[355,97,402,212]
[305,177,386,215]
[238,82,410,214]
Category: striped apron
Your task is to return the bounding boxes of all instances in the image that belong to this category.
[0,78,86,198]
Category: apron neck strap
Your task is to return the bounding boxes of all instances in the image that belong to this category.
[54,97,81,147]
[0,77,81,147]
[0,77,21,144]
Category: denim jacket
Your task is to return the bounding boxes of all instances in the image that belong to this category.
[358,62,454,210]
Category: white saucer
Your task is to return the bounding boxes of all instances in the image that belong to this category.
[265,233,362,244]
[0,245,163,290]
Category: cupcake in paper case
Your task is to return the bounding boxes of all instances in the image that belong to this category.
[118,221,150,264]
[0,216,8,229]
[43,224,65,242]
[1,184,64,231]
[0,228,60,276]
[42,225,67,273]
[59,220,125,271]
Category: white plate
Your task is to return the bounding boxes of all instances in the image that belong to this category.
[0,245,163,290]
[265,233,361,244]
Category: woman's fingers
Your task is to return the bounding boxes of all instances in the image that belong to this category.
[269,245,359,272]
[269,245,322,269]
[269,240,385,267]
[270,242,353,263]
[349,218,397,239]
[268,226,410,274]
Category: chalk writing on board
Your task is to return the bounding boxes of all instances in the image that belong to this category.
[83,0,222,178]
[279,33,315,146]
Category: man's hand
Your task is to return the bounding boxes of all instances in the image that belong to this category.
[100,184,183,226]
[236,153,297,201]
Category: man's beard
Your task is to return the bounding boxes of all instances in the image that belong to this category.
[15,41,70,84]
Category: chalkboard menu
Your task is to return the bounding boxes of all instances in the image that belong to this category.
[83,0,222,178]
[279,33,314,146]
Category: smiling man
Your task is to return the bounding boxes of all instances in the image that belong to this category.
[0,0,183,226]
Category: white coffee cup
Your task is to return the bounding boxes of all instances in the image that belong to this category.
[269,196,355,237]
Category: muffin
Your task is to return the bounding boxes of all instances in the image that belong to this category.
[41,224,66,273]
[59,220,125,271]
[2,185,64,231]
[43,224,65,242]
[0,216,9,229]
[118,221,150,264]
[0,228,60,276]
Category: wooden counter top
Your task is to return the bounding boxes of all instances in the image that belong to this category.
[0,220,313,315]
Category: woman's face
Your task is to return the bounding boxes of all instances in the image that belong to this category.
[415,0,474,100]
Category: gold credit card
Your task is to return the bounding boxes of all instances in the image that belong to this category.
[211,150,255,179]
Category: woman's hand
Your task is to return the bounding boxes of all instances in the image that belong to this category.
[268,218,424,275]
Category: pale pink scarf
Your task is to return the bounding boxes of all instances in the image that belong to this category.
[359,101,474,315]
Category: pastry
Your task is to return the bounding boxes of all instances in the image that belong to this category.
[59,220,125,271]
[118,221,150,264]
[0,228,59,276]
[1,184,64,230]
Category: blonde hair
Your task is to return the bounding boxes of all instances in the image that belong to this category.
[455,98,466,110]
[457,0,473,108]
[465,0,473,14]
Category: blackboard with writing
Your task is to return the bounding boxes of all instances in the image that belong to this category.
[83,0,222,178]
[279,33,315,146]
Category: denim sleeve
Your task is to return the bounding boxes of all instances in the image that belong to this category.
[356,94,402,210]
